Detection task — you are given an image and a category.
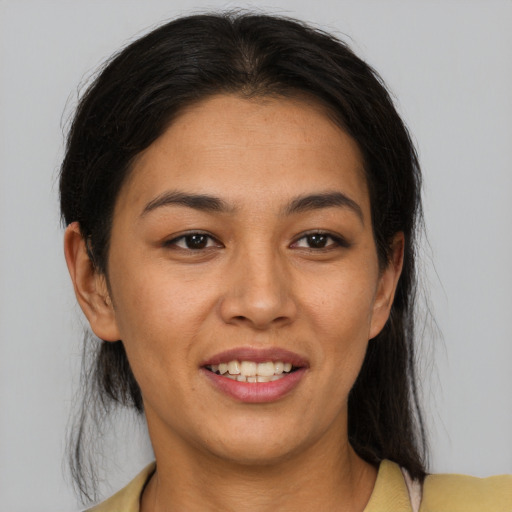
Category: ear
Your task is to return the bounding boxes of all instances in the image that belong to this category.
[64,222,121,342]
[369,232,404,340]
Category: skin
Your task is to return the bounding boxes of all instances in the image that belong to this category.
[65,94,404,511]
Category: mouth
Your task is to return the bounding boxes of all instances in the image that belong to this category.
[201,348,308,402]
[205,360,298,383]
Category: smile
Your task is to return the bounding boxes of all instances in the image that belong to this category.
[206,360,295,382]
[201,348,308,402]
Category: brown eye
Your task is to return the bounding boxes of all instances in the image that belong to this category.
[183,234,209,249]
[305,234,329,248]
[292,232,349,250]
[166,233,220,250]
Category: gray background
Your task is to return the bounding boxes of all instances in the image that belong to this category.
[0,1,511,511]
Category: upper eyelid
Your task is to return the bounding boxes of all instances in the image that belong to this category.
[161,230,348,247]
[291,230,348,244]
[164,231,222,246]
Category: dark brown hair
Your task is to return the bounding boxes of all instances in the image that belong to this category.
[60,11,426,502]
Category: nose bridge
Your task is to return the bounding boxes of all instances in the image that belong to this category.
[220,238,296,329]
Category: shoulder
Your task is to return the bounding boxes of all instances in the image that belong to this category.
[366,460,512,512]
[85,462,156,512]
[420,472,512,512]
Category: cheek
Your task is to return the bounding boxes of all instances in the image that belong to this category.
[111,258,212,331]
[300,265,378,379]
[303,265,377,337]
[107,263,217,382]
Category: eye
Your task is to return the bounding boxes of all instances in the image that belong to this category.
[291,232,348,250]
[165,232,221,250]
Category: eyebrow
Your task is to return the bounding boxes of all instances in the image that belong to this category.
[140,189,364,223]
[284,192,364,223]
[141,191,234,217]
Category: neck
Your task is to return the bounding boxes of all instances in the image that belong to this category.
[141,423,377,512]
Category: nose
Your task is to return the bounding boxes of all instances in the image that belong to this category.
[218,246,298,330]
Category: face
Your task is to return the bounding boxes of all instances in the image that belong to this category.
[72,94,402,466]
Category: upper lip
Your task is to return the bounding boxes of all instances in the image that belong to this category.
[201,347,309,367]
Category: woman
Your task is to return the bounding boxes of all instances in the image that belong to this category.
[60,12,511,512]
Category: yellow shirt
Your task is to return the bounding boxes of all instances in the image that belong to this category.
[88,460,512,512]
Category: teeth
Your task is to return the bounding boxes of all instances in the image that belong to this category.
[274,361,284,375]
[256,362,275,376]
[208,359,296,379]
[240,361,257,377]
[227,360,240,375]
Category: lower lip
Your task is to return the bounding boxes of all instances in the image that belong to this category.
[201,368,307,403]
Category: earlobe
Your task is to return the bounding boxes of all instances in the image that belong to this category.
[369,232,404,340]
[64,222,121,342]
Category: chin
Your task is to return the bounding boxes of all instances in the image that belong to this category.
[199,418,313,467]
[209,440,298,468]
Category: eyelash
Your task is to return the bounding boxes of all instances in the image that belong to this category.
[163,232,222,251]
[163,230,349,252]
[291,231,350,251]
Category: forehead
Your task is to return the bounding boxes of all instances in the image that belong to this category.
[118,94,369,217]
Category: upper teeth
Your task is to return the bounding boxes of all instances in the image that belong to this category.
[209,360,293,377]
